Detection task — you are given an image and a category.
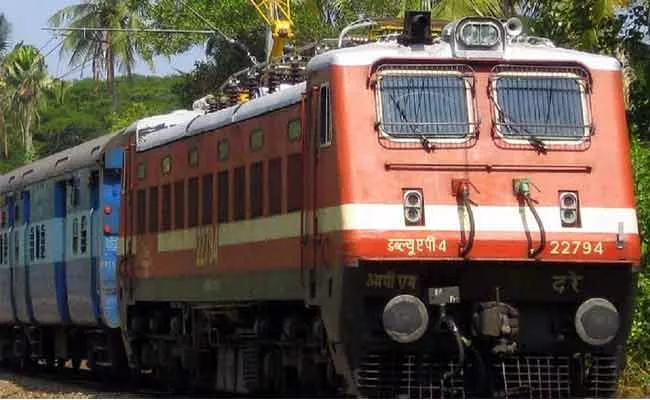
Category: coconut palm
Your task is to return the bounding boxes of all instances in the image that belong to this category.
[0,13,9,56]
[2,44,54,159]
[49,0,153,111]
[0,13,12,158]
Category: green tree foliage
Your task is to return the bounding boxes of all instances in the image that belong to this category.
[106,101,158,132]
[49,0,155,111]
[173,26,267,107]
[2,44,55,160]
[34,74,182,158]
[0,13,12,159]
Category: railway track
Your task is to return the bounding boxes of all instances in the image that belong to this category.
[0,360,266,398]
[0,363,181,398]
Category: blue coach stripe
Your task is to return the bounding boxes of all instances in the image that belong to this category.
[55,261,70,323]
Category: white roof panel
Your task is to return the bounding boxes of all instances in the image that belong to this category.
[307,41,621,72]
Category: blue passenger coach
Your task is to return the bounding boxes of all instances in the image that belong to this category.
[0,134,123,366]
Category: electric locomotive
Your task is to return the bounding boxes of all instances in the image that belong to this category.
[118,12,640,398]
[0,12,639,399]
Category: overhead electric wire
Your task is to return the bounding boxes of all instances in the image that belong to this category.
[43,27,216,35]
[42,0,259,68]
[175,0,258,66]
[54,58,92,80]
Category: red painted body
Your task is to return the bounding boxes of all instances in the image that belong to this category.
[121,62,639,284]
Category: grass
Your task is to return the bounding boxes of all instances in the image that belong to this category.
[619,354,650,397]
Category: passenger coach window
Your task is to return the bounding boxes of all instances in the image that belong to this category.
[40,223,46,259]
[80,217,87,254]
[377,67,471,138]
[72,217,79,254]
[14,231,19,261]
[2,233,7,264]
[491,68,589,140]
[29,226,35,261]
[0,233,5,264]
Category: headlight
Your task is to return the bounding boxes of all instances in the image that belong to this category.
[403,189,424,226]
[383,295,429,343]
[561,209,578,225]
[559,191,580,227]
[459,22,500,47]
[575,298,620,346]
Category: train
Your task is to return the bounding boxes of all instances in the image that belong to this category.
[0,12,641,398]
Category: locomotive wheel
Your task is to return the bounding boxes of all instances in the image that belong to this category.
[71,356,81,372]
[262,349,285,395]
[165,357,189,394]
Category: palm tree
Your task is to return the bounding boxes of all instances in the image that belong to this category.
[0,13,9,56]
[0,13,12,159]
[2,44,54,159]
[48,0,153,111]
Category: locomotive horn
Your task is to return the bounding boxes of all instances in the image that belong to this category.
[504,17,523,37]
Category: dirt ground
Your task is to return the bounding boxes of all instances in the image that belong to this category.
[0,370,142,399]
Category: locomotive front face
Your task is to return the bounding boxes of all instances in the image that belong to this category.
[312,15,640,399]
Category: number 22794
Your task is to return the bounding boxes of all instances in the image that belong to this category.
[549,240,604,255]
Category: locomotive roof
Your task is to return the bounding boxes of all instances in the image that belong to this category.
[306,40,621,72]
[0,133,118,193]
[135,81,306,152]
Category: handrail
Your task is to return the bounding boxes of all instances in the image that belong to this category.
[522,195,546,258]
[459,195,476,258]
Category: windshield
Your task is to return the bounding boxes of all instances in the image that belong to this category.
[378,72,471,139]
[493,74,588,140]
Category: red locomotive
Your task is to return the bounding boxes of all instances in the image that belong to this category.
[115,13,640,397]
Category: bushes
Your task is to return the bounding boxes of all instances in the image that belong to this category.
[620,137,650,396]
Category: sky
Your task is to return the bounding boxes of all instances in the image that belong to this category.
[1,0,207,80]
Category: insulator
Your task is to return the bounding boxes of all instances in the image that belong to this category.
[243,72,260,99]
[268,66,281,94]
[290,62,305,84]
[216,93,229,110]
[277,64,291,86]
[225,79,241,106]
[238,88,251,104]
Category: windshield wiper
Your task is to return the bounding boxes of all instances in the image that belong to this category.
[493,100,546,153]
[527,136,547,154]
[388,92,434,151]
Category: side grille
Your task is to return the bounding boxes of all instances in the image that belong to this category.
[494,356,570,399]
[355,353,465,399]
[587,356,618,398]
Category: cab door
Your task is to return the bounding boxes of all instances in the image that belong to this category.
[301,83,332,304]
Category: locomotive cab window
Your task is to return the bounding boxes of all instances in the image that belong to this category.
[319,85,332,147]
[375,66,474,140]
[490,67,591,142]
